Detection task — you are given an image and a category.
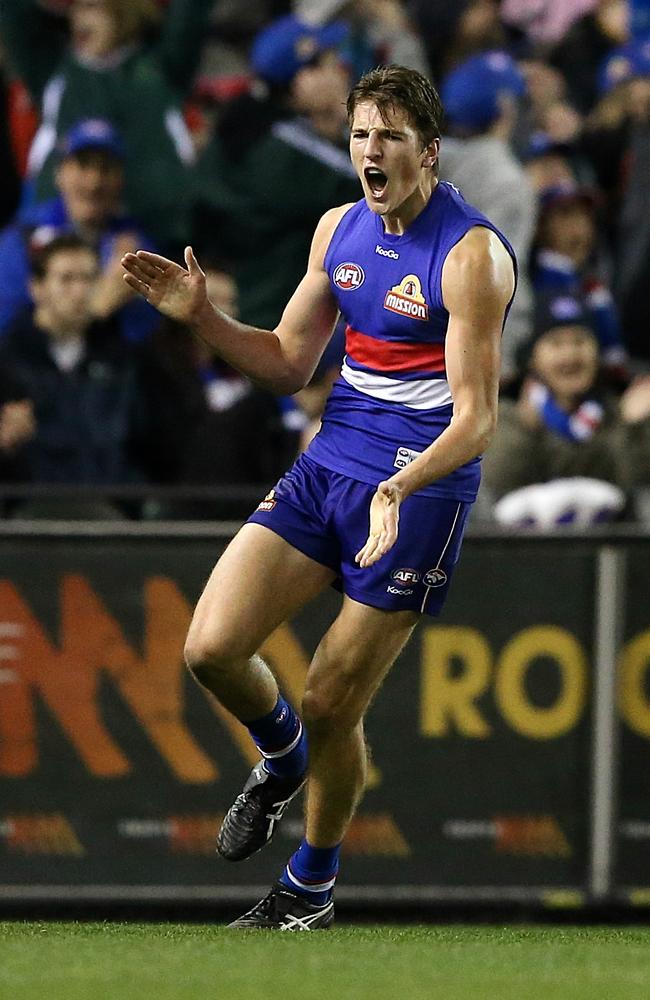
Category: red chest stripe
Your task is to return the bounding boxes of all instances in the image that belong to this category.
[345,326,446,373]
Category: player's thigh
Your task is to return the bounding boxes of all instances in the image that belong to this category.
[303,596,418,725]
[187,523,337,660]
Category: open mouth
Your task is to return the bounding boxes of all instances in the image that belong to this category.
[364,167,388,198]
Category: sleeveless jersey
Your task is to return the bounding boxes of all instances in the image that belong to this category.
[306,181,517,500]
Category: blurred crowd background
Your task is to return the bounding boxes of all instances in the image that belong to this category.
[1,0,650,527]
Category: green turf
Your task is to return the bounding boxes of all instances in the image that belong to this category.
[2,922,650,1000]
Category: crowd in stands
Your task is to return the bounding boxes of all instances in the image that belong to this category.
[0,0,649,526]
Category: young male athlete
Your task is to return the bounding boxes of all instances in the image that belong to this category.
[122,65,516,930]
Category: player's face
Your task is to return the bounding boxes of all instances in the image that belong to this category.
[532,325,599,401]
[349,101,437,223]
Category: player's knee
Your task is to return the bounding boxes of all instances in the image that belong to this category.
[301,686,361,733]
[184,625,240,687]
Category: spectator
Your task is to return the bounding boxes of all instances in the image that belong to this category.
[500,0,599,50]
[409,0,505,80]
[0,0,213,249]
[140,266,297,493]
[481,293,650,520]
[522,132,580,192]
[549,0,629,114]
[518,59,584,152]
[616,117,650,362]
[0,118,158,343]
[0,234,150,485]
[580,36,650,235]
[296,0,431,80]
[601,40,650,361]
[293,320,346,451]
[439,50,536,378]
[193,14,362,332]
[0,367,34,485]
[619,375,650,498]
[533,183,628,378]
[0,62,21,228]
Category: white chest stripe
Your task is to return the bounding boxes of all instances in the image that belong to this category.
[341,359,452,410]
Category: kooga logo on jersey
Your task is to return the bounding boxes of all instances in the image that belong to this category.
[375,244,400,259]
[384,273,429,321]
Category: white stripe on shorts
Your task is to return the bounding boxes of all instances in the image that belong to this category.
[420,501,463,614]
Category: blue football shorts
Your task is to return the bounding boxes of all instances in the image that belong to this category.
[247,452,471,616]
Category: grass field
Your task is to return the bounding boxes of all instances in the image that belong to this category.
[3,922,650,1000]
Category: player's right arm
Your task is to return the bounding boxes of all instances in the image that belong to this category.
[121,205,352,395]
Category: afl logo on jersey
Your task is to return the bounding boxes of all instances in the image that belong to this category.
[384,273,429,320]
[334,262,365,290]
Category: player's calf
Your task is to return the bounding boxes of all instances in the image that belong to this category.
[217,695,308,862]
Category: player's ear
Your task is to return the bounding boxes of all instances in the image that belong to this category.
[422,138,439,169]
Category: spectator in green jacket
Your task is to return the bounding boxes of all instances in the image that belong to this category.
[0,0,214,250]
[192,15,362,332]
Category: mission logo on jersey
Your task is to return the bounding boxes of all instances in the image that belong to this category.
[334,262,365,290]
[383,274,429,321]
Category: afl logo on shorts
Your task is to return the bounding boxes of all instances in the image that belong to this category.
[423,567,447,587]
[334,262,365,290]
[391,568,420,585]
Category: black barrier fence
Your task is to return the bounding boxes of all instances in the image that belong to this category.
[0,523,648,910]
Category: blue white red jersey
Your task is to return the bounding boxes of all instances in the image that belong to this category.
[306,181,517,500]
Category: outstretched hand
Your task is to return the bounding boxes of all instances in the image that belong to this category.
[121,246,207,324]
[355,480,403,569]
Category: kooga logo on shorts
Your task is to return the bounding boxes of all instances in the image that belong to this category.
[334,262,365,290]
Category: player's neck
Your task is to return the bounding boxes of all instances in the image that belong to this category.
[381,177,438,236]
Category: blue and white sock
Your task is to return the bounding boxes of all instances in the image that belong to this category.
[244,695,307,778]
[279,839,341,906]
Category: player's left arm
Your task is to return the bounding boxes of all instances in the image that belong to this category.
[356,227,514,569]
